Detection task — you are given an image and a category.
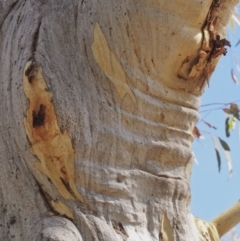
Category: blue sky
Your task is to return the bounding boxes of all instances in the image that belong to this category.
[190,24,240,239]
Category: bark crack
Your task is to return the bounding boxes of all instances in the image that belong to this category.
[34,178,55,214]
[32,20,42,60]
[157,174,183,181]
[177,0,231,92]
[112,220,129,241]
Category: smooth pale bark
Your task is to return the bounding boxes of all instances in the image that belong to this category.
[212,200,240,237]
[0,0,238,241]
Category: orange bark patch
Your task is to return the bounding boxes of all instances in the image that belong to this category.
[23,61,84,204]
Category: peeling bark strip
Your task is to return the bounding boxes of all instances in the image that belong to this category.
[159,213,174,241]
[23,61,85,217]
[177,0,232,91]
[91,23,137,103]
[194,218,219,241]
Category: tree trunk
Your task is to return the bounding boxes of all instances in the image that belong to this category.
[0,0,238,240]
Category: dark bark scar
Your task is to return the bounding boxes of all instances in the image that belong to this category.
[211,34,231,58]
[25,61,40,83]
[112,220,129,240]
[32,104,46,127]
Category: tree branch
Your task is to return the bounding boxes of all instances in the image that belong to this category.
[212,200,240,237]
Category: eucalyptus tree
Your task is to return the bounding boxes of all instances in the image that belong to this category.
[0,0,239,240]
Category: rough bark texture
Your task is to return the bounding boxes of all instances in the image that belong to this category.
[0,0,238,240]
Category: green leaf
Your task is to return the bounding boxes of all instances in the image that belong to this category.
[225,116,236,137]
[212,137,221,172]
[219,138,230,151]
[219,138,232,176]
[225,117,230,137]
[228,116,236,131]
